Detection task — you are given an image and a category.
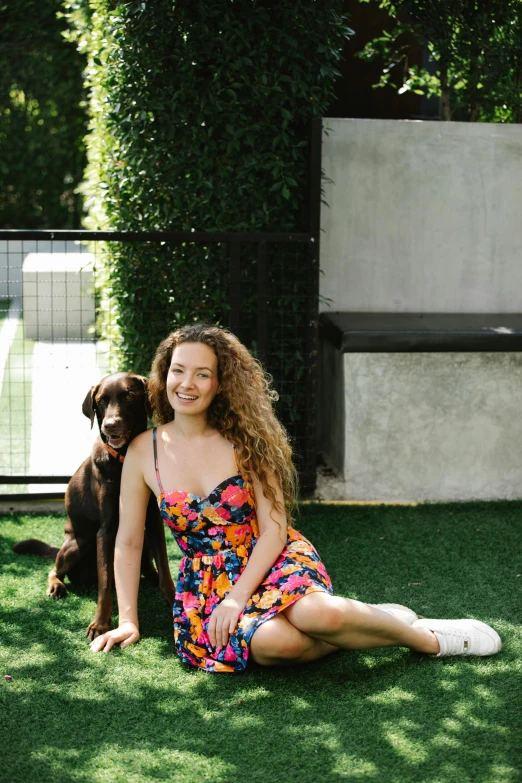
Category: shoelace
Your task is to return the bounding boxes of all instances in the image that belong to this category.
[435,627,471,656]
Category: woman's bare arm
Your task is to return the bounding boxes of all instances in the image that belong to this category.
[90,435,151,652]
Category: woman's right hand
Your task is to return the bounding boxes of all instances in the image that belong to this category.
[89,621,140,653]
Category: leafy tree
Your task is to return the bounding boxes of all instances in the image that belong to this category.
[63,1,350,487]
[357,0,522,121]
[63,0,350,364]
[0,0,87,227]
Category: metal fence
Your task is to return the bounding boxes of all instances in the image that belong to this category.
[0,229,319,499]
[0,119,322,500]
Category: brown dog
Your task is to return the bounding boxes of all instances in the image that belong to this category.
[13,372,175,640]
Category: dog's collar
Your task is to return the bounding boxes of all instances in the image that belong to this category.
[103,442,125,463]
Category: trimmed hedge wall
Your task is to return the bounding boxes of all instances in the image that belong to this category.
[69,1,348,232]
[0,0,87,228]
[66,0,348,351]
[66,1,349,484]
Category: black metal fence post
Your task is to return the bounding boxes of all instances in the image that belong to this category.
[301,117,323,492]
[229,239,242,338]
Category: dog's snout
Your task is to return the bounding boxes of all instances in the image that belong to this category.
[103,417,122,433]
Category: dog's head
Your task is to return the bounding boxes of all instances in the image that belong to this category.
[82,372,152,450]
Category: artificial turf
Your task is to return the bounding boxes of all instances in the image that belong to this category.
[1,502,521,783]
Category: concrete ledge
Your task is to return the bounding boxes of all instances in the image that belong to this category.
[312,467,418,505]
[319,347,522,502]
[320,312,522,352]
[0,499,65,515]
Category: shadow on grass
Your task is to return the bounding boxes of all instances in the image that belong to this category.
[2,604,520,783]
[1,505,521,783]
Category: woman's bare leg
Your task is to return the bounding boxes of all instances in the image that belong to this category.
[250,612,339,666]
[284,592,440,654]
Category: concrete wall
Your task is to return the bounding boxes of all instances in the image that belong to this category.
[318,350,522,502]
[317,119,522,501]
[320,119,522,313]
[318,338,345,476]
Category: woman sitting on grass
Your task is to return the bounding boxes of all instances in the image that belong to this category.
[90,324,501,672]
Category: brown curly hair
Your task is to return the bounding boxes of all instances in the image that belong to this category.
[148,323,298,524]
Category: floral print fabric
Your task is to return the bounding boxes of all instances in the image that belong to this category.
[153,428,333,673]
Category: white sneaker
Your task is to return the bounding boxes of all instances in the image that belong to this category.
[413,618,502,657]
[369,603,419,625]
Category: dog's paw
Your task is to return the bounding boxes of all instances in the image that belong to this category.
[47,580,67,599]
[86,621,110,641]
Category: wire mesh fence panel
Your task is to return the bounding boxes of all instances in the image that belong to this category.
[0,237,104,496]
[236,241,318,490]
[0,231,317,497]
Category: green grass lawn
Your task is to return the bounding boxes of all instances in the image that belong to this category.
[1,502,521,783]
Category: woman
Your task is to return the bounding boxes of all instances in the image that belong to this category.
[90,324,501,672]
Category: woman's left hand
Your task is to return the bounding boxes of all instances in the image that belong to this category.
[208,595,245,650]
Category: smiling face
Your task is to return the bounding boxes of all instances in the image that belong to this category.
[166,341,220,417]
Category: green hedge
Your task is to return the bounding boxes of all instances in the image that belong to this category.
[65,0,349,368]
[0,0,87,228]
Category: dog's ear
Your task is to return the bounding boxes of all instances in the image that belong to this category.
[136,375,152,419]
[82,384,99,429]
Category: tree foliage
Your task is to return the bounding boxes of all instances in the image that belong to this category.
[357,0,522,121]
[0,0,87,228]
[64,0,350,366]
[63,1,349,485]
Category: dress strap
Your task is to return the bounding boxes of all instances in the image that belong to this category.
[152,427,165,495]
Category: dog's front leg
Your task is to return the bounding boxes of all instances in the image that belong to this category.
[48,531,86,599]
[86,527,115,641]
[145,500,175,607]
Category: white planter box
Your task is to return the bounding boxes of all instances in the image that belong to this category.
[22,253,95,340]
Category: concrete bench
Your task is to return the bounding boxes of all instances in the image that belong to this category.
[318,312,522,502]
[22,253,95,340]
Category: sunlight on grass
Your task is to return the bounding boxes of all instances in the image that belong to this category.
[330,755,379,778]
[30,745,238,783]
[431,733,461,748]
[290,695,311,710]
[486,764,520,783]
[367,687,416,704]
[1,502,521,783]
[384,718,429,763]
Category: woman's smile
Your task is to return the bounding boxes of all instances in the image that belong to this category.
[176,392,198,401]
[167,342,220,414]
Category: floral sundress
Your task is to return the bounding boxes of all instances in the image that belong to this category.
[153,428,333,673]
